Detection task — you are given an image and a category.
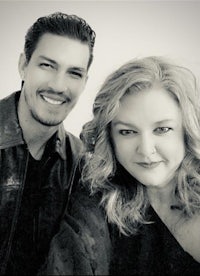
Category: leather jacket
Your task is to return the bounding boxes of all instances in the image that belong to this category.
[43,183,111,275]
[0,92,83,274]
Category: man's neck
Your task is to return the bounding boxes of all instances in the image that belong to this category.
[18,93,58,160]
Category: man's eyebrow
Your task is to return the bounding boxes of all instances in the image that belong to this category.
[38,56,87,72]
[69,66,87,73]
[38,55,57,64]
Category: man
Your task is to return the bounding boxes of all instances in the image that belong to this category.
[0,12,95,275]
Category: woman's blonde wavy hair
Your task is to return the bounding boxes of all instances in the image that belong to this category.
[80,56,200,235]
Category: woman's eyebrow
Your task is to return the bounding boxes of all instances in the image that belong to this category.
[154,119,175,124]
[112,121,136,128]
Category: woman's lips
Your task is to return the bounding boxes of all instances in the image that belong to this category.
[137,161,162,169]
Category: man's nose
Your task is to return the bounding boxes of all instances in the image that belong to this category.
[47,72,68,93]
[136,134,156,158]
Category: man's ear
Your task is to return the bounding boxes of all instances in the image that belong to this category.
[18,53,28,80]
[84,74,89,86]
[86,75,89,83]
[82,75,89,92]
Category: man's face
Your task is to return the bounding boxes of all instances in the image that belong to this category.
[19,33,90,126]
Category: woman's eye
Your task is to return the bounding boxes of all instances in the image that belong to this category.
[119,129,137,136]
[155,127,172,134]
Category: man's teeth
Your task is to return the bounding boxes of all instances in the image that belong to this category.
[43,96,63,105]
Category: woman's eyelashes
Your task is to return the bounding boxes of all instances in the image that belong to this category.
[154,127,173,135]
[119,129,138,136]
[118,127,173,136]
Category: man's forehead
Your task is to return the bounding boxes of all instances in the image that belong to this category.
[31,34,90,69]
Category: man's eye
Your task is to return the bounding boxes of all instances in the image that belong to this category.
[119,129,137,136]
[40,63,54,69]
[70,71,83,78]
[154,127,172,134]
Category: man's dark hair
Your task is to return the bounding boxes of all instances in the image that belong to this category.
[24,12,96,69]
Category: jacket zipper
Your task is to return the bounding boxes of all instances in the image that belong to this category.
[63,158,80,217]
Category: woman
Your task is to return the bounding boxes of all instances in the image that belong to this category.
[80,56,200,275]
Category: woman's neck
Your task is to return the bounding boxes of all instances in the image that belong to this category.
[147,181,177,215]
[147,182,174,204]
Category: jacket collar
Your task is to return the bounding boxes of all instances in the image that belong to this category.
[0,91,66,159]
[54,124,67,160]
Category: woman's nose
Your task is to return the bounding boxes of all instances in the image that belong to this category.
[136,134,156,158]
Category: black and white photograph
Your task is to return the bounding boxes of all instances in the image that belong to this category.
[0,1,200,275]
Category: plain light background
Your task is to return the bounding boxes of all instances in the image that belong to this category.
[0,0,200,136]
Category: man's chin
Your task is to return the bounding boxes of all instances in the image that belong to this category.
[39,120,61,127]
[32,113,63,127]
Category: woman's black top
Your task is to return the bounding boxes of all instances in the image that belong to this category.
[110,206,200,276]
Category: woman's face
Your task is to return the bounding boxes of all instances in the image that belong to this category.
[111,86,185,190]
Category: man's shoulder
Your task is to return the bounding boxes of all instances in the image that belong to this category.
[0,92,24,148]
[65,131,81,145]
[65,131,83,156]
[0,92,17,114]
